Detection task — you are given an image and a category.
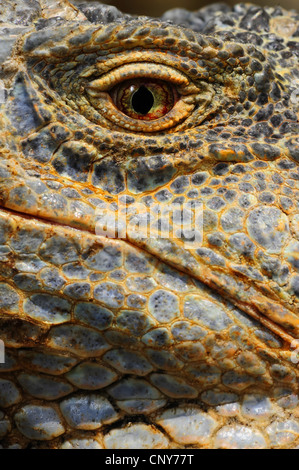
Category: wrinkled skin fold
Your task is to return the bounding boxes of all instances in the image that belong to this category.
[0,0,298,449]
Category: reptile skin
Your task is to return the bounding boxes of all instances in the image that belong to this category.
[0,0,298,449]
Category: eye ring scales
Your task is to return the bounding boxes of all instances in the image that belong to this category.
[85,62,201,132]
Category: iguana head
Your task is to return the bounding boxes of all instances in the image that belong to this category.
[0,0,298,448]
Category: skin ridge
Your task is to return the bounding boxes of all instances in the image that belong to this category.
[0,0,298,449]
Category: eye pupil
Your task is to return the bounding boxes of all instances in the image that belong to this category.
[132,85,154,115]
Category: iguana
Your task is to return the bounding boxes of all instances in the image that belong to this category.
[0,0,298,449]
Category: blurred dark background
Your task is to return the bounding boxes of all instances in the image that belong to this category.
[102,0,297,17]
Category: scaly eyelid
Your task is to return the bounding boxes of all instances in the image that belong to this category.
[82,61,211,133]
[85,63,195,95]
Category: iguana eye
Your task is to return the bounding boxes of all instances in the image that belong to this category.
[111,78,177,120]
[85,63,204,133]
